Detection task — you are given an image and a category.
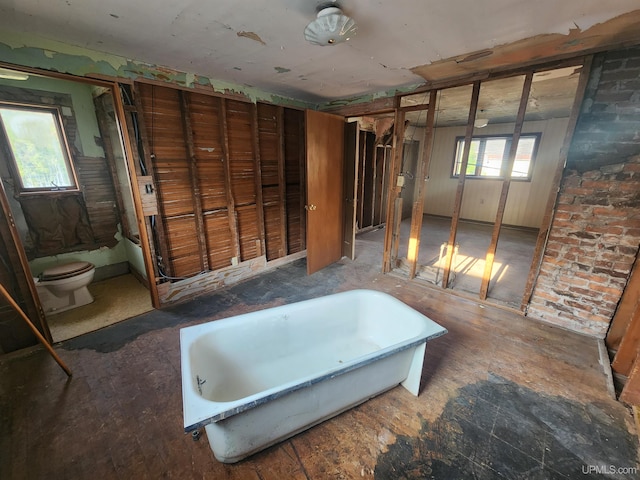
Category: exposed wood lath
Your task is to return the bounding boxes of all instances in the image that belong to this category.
[283,108,306,254]
[355,131,390,233]
[138,84,200,278]
[257,103,286,261]
[94,94,133,240]
[179,91,209,272]
[75,156,120,247]
[134,83,305,299]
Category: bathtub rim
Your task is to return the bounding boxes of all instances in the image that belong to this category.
[180,289,447,432]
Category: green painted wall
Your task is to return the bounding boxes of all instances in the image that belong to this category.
[0,75,104,157]
[318,84,423,111]
[0,29,314,109]
[0,29,419,111]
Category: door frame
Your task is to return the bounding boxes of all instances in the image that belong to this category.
[0,62,160,345]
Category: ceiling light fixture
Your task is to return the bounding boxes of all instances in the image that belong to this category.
[0,67,29,81]
[304,4,357,46]
[474,110,488,128]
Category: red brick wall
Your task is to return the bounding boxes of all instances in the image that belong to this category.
[527,47,640,337]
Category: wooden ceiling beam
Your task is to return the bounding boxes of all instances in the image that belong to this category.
[412,10,640,86]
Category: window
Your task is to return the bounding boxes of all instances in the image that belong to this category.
[0,104,78,193]
[452,133,540,180]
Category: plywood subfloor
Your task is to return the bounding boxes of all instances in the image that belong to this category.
[0,234,637,479]
[388,215,538,308]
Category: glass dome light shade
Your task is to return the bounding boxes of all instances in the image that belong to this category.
[304,6,357,46]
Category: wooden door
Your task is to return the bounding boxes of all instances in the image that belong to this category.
[305,110,345,274]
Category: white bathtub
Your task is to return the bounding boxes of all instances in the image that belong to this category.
[180,289,447,463]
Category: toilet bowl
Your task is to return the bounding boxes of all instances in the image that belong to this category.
[34,262,95,315]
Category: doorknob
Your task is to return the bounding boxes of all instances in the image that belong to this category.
[305,204,317,211]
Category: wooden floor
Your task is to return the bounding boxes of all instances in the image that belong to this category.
[0,232,638,479]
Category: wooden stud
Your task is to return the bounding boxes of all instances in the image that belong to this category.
[382,101,406,273]
[520,56,594,310]
[250,103,267,259]
[607,251,640,350]
[115,83,161,307]
[612,297,640,376]
[620,345,640,406]
[369,141,377,229]
[479,73,533,300]
[373,145,390,227]
[407,90,437,279]
[298,111,306,251]
[276,106,288,257]
[357,131,367,230]
[131,83,171,282]
[441,81,481,290]
[400,104,431,113]
[179,91,209,272]
[390,197,403,267]
[382,146,392,225]
[374,146,384,226]
[218,98,241,262]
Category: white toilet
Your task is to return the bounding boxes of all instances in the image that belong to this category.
[34,261,96,315]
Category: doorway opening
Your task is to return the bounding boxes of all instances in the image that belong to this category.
[344,113,411,266]
[0,67,153,342]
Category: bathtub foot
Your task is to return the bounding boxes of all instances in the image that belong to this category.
[191,430,201,441]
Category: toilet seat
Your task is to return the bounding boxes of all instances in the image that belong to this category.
[40,262,94,281]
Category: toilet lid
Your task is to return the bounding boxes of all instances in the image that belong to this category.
[40,262,94,281]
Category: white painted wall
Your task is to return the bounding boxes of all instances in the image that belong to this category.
[421,118,569,228]
[124,237,147,279]
[28,228,147,279]
[28,230,128,276]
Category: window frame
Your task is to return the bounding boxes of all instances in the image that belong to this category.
[451,132,541,181]
[0,102,79,195]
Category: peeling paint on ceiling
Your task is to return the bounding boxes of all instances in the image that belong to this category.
[237,31,266,46]
[0,1,638,104]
